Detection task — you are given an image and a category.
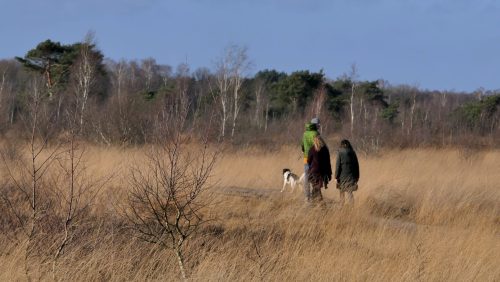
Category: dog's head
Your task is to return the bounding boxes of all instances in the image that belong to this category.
[283,168,291,174]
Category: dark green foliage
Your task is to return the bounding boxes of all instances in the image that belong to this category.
[330,79,353,92]
[16,40,67,69]
[247,72,348,121]
[326,79,392,122]
[240,78,255,111]
[144,79,175,101]
[454,95,500,130]
[325,83,345,119]
[16,40,73,90]
[357,81,387,107]
[458,102,482,127]
[381,101,399,123]
[247,69,288,118]
[270,70,324,115]
[143,90,157,101]
[481,95,500,116]
[254,69,287,84]
[327,79,352,112]
[16,39,107,96]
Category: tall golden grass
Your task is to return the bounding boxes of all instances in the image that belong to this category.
[0,144,498,281]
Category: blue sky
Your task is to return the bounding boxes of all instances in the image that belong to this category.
[0,0,498,92]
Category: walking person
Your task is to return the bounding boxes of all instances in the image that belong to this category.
[307,135,332,202]
[301,117,320,201]
[335,139,360,205]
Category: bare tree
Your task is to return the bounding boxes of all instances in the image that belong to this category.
[192,67,212,129]
[0,77,62,280]
[252,78,271,131]
[264,101,270,132]
[73,32,98,130]
[348,63,359,136]
[0,67,6,102]
[228,45,250,138]
[50,112,107,280]
[253,78,265,128]
[0,66,9,124]
[0,61,16,125]
[474,87,484,101]
[213,45,250,139]
[123,131,219,280]
[172,63,191,126]
[107,59,128,99]
[214,50,232,139]
[141,57,160,92]
[409,88,417,135]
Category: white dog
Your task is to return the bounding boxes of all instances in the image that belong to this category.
[281,168,305,192]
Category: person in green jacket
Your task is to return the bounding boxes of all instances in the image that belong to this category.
[335,139,360,205]
[301,117,320,201]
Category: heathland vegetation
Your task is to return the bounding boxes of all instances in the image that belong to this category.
[0,37,498,281]
[0,37,499,149]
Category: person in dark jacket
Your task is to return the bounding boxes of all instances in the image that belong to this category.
[334,139,360,205]
[307,135,332,201]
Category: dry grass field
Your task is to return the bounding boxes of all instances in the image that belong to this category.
[0,143,499,281]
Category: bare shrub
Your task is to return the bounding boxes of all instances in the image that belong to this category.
[0,77,63,280]
[49,131,111,280]
[123,131,219,280]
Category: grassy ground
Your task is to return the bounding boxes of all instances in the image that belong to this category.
[0,144,498,281]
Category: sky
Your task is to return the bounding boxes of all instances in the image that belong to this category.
[0,0,498,92]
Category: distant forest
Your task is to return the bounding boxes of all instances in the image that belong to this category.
[1,38,499,150]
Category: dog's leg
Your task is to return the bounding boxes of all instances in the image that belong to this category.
[281,180,286,192]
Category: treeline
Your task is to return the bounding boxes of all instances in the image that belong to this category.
[0,38,499,150]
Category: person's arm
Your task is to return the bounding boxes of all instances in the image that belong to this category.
[301,134,306,157]
[334,151,341,181]
[307,148,314,166]
[325,147,332,180]
[353,151,360,182]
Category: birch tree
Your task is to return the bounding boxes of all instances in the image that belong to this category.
[0,77,62,280]
[0,65,11,124]
[214,45,250,139]
[74,32,98,130]
[0,67,6,103]
[253,78,265,128]
[141,58,160,92]
[228,45,250,138]
[214,51,232,139]
[51,122,108,280]
[349,64,359,136]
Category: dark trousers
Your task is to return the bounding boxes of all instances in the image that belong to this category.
[309,175,323,201]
